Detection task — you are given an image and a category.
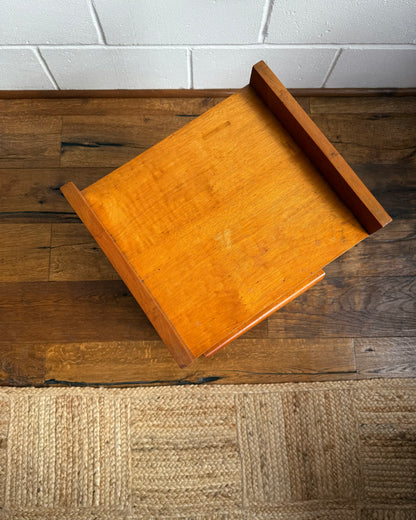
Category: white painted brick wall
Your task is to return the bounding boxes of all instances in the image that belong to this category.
[0,0,415,90]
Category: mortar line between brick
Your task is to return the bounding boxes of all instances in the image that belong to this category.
[258,0,275,43]
[35,48,59,89]
[321,48,342,88]
[2,43,415,50]
[187,48,194,89]
[88,0,107,44]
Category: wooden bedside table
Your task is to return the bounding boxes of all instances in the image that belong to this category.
[61,61,391,367]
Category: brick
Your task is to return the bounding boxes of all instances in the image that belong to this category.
[266,0,416,44]
[192,48,336,88]
[0,0,98,44]
[0,49,54,89]
[93,0,264,44]
[327,48,416,88]
[41,47,188,89]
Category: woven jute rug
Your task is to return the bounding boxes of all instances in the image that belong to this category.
[0,378,415,519]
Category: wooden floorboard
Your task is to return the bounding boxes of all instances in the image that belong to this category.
[308,113,416,164]
[0,338,356,386]
[355,337,416,379]
[309,96,416,114]
[0,223,51,281]
[267,276,416,338]
[0,115,62,168]
[49,223,119,282]
[0,281,159,344]
[324,219,416,277]
[60,114,194,167]
[0,96,223,117]
[0,93,414,385]
[0,168,112,222]
[354,164,416,220]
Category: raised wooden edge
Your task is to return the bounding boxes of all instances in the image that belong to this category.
[60,182,195,368]
[204,269,326,358]
[250,61,392,234]
[0,88,415,99]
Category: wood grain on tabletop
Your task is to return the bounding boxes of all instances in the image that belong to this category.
[0,89,414,384]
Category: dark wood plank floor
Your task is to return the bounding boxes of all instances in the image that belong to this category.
[0,93,415,386]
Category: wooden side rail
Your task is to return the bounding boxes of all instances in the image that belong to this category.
[61,182,195,368]
[250,61,392,234]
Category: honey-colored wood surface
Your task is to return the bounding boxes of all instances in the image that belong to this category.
[78,85,369,362]
[0,91,414,385]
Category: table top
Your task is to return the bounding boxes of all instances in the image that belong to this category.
[81,85,368,360]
